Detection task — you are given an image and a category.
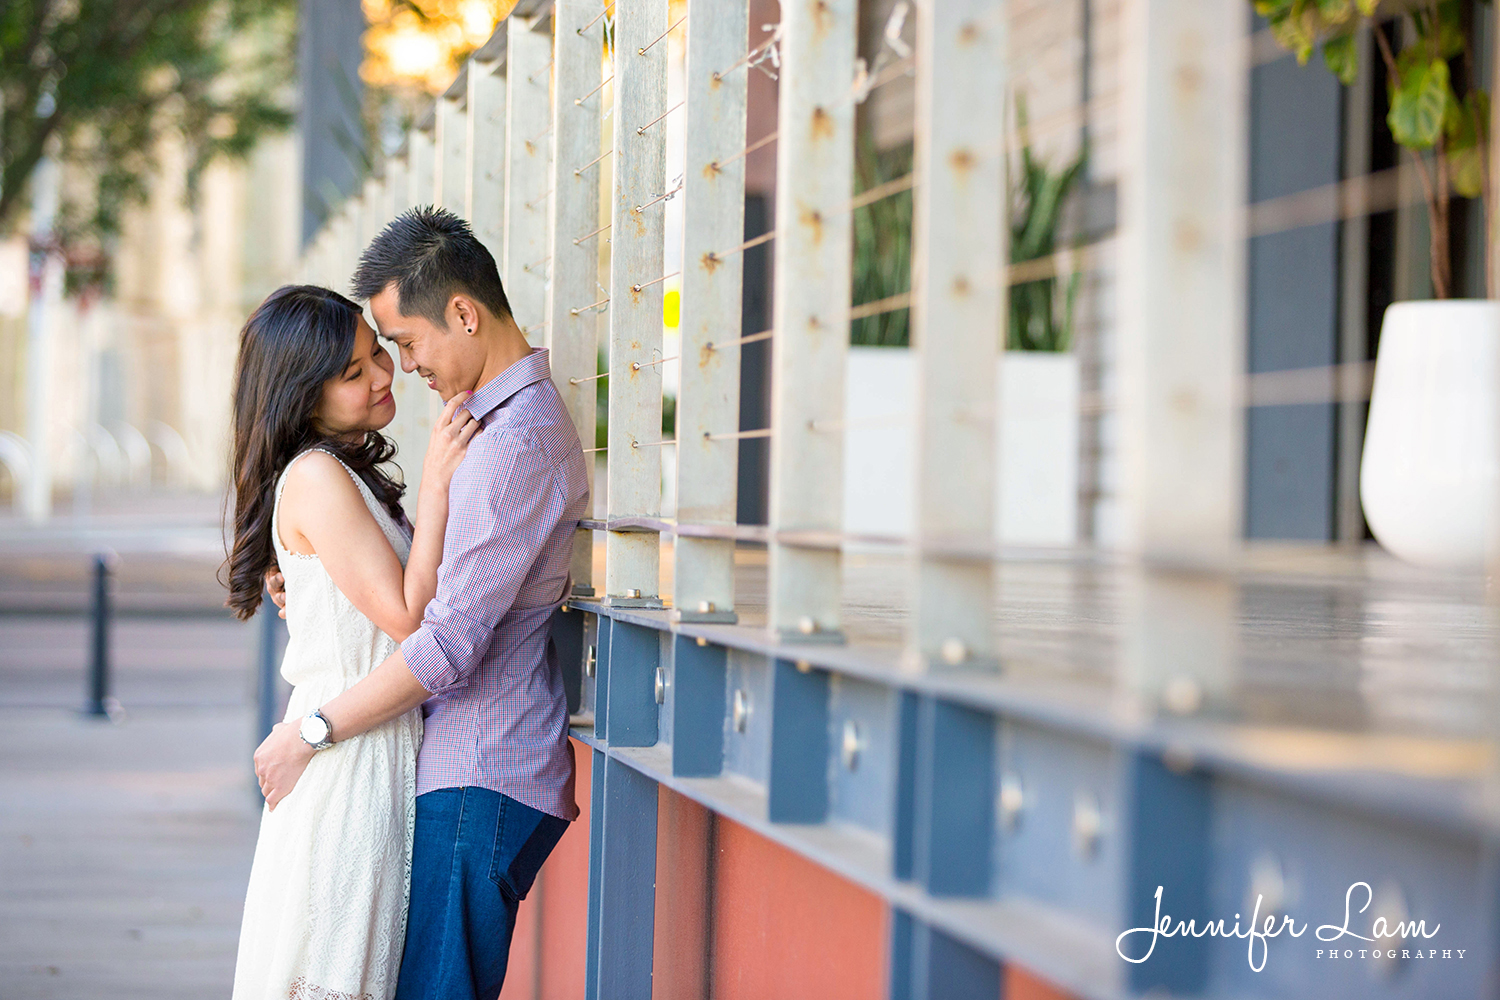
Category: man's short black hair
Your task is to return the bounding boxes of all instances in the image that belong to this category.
[351,205,512,326]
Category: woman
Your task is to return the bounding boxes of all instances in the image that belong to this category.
[222,285,478,1000]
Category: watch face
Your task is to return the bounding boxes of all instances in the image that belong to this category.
[300,714,329,745]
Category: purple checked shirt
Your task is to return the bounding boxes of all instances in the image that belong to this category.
[400,348,589,821]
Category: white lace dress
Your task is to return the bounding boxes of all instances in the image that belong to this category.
[232,450,423,1000]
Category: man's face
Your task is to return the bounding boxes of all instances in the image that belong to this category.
[367,284,480,401]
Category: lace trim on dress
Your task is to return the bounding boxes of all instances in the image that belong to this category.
[287,977,375,1000]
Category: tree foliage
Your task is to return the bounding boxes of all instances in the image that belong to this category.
[0,0,294,246]
[1253,0,1492,298]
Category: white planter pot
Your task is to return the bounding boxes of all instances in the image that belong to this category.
[842,348,1079,547]
[1360,300,1500,570]
[996,352,1080,546]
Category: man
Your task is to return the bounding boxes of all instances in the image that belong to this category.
[254,206,589,1000]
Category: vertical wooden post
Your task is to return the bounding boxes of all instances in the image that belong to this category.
[300,230,322,284]
[766,0,857,641]
[506,15,555,345]
[408,127,436,210]
[467,56,507,262]
[672,0,749,624]
[1117,0,1247,711]
[384,153,407,225]
[337,198,361,289]
[604,0,668,607]
[547,4,605,597]
[357,176,384,280]
[906,0,1004,670]
[435,89,468,214]
[587,755,658,1000]
[390,125,439,507]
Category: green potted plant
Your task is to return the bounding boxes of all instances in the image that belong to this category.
[842,100,1089,547]
[1256,0,1500,569]
[999,94,1086,545]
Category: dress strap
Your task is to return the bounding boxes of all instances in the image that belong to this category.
[272,448,332,559]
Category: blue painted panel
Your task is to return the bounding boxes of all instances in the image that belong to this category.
[993,719,1121,926]
[591,613,611,738]
[915,697,994,897]
[1247,400,1337,541]
[1246,46,1342,542]
[893,691,920,881]
[585,746,606,1000]
[594,754,659,1000]
[723,649,772,786]
[769,659,831,823]
[829,674,896,837]
[1204,776,1485,999]
[605,620,660,748]
[1122,751,1212,994]
[672,635,727,777]
[889,909,914,1000]
[911,921,1003,1000]
[656,630,674,748]
[551,605,585,715]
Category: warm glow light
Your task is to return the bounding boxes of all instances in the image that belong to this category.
[362,0,518,93]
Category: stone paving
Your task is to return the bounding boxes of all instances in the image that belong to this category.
[0,504,268,1000]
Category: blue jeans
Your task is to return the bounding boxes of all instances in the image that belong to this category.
[394,787,570,1000]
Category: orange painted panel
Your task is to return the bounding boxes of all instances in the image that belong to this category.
[499,879,540,1000]
[710,818,887,1000]
[530,738,593,1000]
[651,788,711,1000]
[1004,964,1079,1000]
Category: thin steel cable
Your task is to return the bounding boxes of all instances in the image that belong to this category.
[710,131,777,171]
[569,296,611,316]
[574,75,614,106]
[634,181,683,213]
[638,14,686,55]
[573,222,611,245]
[707,230,775,263]
[631,271,679,293]
[636,101,684,136]
[573,148,613,176]
[578,2,615,34]
[705,328,774,351]
[705,427,772,441]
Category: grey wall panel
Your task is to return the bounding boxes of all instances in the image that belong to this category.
[1206,776,1484,998]
[723,649,772,786]
[994,720,1121,928]
[828,675,897,838]
[1245,51,1342,541]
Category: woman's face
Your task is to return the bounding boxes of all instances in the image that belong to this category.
[313,316,397,436]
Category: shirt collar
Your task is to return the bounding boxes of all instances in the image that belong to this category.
[462,348,552,421]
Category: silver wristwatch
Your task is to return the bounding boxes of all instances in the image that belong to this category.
[299,709,335,751]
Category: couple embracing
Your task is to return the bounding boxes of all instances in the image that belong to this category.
[223,207,589,1000]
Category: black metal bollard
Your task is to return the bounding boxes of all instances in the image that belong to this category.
[86,554,111,717]
[256,594,285,743]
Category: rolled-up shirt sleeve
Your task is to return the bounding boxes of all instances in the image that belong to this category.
[402,428,564,694]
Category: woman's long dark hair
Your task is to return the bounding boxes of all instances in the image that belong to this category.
[223,285,406,620]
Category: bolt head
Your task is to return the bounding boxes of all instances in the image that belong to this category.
[797,616,817,635]
[840,720,862,771]
[626,588,642,599]
[698,600,715,613]
[1163,676,1204,715]
[940,638,968,665]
